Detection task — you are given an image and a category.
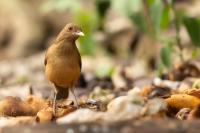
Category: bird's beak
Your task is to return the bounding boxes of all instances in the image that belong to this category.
[75,31,84,36]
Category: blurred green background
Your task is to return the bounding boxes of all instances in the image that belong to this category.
[0,0,200,84]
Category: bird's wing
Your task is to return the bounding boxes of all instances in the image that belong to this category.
[78,52,82,69]
[44,45,53,66]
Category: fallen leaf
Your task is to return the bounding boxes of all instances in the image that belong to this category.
[166,94,200,110]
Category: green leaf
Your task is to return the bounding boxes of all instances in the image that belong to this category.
[183,17,200,47]
[192,48,199,58]
[149,0,163,35]
[146,0,154,6]
[130,13,147,32]
[74,9,99,55]
[78,33,95,55]
[160,5,170,29]
[160,45,172,67]
[156,61,164,76]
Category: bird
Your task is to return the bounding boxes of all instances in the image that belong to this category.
[44,23,84,115]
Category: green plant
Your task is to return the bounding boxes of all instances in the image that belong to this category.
[41,0,100,55]
[41,0,200,75]
[110,0,200,74]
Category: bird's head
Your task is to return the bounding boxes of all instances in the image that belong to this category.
[58,23,84,42]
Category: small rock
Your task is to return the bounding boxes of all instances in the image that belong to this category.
[107,95,144,121]
[57,109,104,124]
[144,98,167,116]
[0,116,35,128]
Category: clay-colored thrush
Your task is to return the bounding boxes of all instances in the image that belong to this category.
[44,23,84,115]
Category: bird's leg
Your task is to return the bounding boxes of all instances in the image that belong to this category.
[70,87,79,108]
[53,91,57,116]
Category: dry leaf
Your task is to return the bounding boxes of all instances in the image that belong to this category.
[0,97,35,116]
[166,94,200,110]
[187,105,200,120]
[181,88,200,98]
[25,95,48,115]
[36,107,53,123]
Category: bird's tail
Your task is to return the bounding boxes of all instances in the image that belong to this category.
[54,85,69,100]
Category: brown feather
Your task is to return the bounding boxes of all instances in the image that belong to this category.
[44,23,82,96]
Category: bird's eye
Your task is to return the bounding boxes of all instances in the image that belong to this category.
[68,27,73,31]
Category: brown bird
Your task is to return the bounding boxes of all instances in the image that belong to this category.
[44,23,84,115]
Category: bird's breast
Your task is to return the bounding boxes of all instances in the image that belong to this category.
[45,55,81,87]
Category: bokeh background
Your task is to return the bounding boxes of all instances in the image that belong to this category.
[0,0,199,98]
